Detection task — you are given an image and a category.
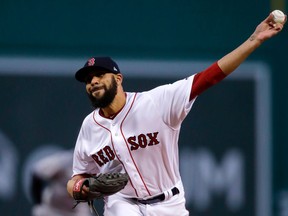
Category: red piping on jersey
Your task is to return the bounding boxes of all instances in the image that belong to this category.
[92,111,137,195]
[93,111,111,132]
[190,62,226,101]
[120,93,152,197]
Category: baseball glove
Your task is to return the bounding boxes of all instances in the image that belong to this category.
[73,172,129,202]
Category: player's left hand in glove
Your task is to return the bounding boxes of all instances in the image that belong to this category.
[72,172,129,215]
[72,172,129,202]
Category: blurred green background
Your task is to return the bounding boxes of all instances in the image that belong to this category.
[0,0,287,215]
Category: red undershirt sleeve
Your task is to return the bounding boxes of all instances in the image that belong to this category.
[190,62,227,101]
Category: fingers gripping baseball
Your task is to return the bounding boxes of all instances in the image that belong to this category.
[72,172,129,202]
[252,10,286,42]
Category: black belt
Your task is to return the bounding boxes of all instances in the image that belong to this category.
[132,187,180,205]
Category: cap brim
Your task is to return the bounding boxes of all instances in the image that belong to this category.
[75,66,112,82]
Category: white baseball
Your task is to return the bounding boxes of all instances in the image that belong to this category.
[272,10,286,23]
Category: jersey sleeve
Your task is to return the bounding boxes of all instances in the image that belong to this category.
[190,62,226,100]
[72,115,99,176]
[147,75,196,129]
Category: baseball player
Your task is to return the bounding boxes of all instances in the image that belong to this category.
[67,12,286,215]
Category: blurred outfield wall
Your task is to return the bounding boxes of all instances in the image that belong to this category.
[0,1,287,216]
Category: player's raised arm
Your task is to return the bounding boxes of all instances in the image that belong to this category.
[190,11,286,101]
[218,11,286,75]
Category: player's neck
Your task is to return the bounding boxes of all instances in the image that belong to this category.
[100,91,126,119]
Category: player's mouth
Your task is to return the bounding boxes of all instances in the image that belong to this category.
[90,86,104,95]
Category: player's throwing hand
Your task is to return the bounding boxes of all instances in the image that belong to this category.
[250,11,286,43]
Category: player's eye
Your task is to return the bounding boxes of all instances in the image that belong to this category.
[84,74,94,84]
[84,72,106,84]
[84,77,91,84]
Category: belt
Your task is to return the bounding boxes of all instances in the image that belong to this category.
[132,187,180,205]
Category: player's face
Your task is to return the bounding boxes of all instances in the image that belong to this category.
[85,72,118,108]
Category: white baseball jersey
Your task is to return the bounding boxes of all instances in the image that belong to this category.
[72,75,196,199]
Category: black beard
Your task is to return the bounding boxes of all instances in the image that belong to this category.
[87,77,118,109]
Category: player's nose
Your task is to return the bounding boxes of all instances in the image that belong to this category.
[91,76,100,85]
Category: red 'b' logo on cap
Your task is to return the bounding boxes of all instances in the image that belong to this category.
[87,58,95,66]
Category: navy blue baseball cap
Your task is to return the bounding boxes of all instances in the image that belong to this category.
[75,57,121,82]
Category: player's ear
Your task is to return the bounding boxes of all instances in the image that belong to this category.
[115,73,123,85]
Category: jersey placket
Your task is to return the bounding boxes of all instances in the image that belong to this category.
[110,95,152,198]
[111,119,151,197]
